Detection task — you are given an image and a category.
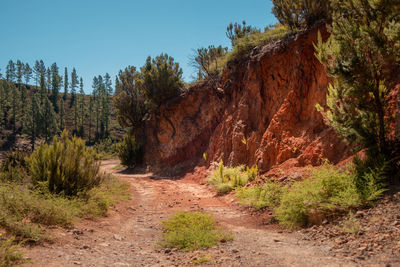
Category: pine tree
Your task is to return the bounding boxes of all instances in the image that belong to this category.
[79,77,85,136]
[59,98,65,130]
[24,93,41,150]
[70,68,78,107]
[63,67,68,100]
[315,0,400,155]
[16,60,27,130]
[103,73,112,136]
[88,95,93,143]
[6,60,16,82]
[46,67,51,95]
[16,60,24,85]
[41,97,58,142]
[10,83,20,132]
[24,63,32,85]
[50,62,61,112]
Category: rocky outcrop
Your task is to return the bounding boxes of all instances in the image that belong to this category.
[143,23,350,173]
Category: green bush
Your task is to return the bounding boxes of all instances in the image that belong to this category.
[274,164,385,228]
[117,134,143,168]
[272,0,331,30]
[207,161,248,194]
[0,237,24,267]
[226,24,290,62]
[92,137,119,160]
[0,151,29,183]
[160,212,233,251]
[28,130,101,196]
[236,180,282,210]
[353,152,387,203]
[0,176,129,242]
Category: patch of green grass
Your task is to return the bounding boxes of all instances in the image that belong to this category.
[236,180,282,210]
[227,24,290,61]
[0,175,129,242]
[192,255,213,265]
[160,212,233,251]
[0,237,25,267]
[207,161,256,195]
[274,164,382,228]
[336,212,361,234]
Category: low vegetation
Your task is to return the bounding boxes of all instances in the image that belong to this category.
[117,133,143,168]
[235,162,386,228]
[28,130,101,196]
[160,211,233,251]
[0,132,129,245]
[207,161,257,195]
[0,237,24,267]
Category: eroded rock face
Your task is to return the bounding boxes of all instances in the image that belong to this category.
[143,24,350,172]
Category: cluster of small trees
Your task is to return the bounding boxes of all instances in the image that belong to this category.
[0,59,114,149]
[114,53,183,134]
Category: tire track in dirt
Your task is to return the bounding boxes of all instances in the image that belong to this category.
[23,159,358,267]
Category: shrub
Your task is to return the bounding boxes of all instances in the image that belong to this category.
[160,212,233,251]
[28,130,101,197]
[272,0,331,30]
[0,237,24,267]
[207,161,248,194]
[92,137,119,160]
[353,152,387,203]
[274,164,385,228]
[0,176,129,242]
[0,151,29,183]
[236,180,282,210]
[117,134,143,168]
[226,24,290,62]
[245,166,258,182]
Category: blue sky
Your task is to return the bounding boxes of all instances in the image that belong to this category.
[0,0,277,93]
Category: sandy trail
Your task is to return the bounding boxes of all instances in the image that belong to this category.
[23,159,359,267]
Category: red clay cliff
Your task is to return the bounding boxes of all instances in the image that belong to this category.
[143,24,351,173]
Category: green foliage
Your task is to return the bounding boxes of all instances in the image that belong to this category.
[353,152,388,203]
[160,212,233,251]
[315,0,400,155]
[192,256,213,265]
[245,166,258,182]
[226,24,290,62]
[139,53,184,110]
[236,180,282,210]
[0,237,24,267]
[272,0,331,31]
[207,161,248,194]
[191,45,228,79]
[92,137,119,160]
[0,151,29,183]
[337,211,361,234]
[274,164,385,228]
[117,134,143,168]
[226,21,260,47]
[113,66,147,130]
[28,130,101,196]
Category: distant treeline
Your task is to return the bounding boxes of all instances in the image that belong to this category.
[0,59,116,149]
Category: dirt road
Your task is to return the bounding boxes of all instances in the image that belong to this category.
[23,159,362,267]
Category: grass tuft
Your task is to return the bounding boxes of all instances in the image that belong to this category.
[0,237,25,267]
[160,212,233,251]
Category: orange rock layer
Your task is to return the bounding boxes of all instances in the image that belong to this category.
[143,24,351,173]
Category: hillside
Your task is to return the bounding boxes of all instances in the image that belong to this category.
[142,23,351,175]
[0,83,125,150]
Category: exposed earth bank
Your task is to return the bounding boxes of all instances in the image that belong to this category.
[22,159,399,267]
[143,23,350,174]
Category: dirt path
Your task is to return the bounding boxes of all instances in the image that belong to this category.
[23,159,364,267]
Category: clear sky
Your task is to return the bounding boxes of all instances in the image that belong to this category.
[0,0,277,93]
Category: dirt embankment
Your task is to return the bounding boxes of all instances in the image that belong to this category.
[143,23,350,174]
